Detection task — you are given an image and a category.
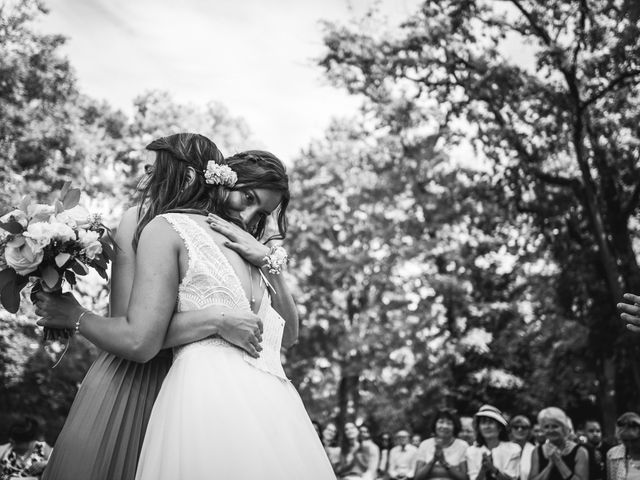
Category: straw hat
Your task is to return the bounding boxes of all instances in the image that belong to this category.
[475,405,508,427]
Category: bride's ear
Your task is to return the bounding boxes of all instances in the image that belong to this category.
[184,166,197,188]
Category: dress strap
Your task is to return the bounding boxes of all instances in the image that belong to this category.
[158,213,203,285]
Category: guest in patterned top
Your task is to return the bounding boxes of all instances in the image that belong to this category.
[607,412,640,480]
[0,417,52,480]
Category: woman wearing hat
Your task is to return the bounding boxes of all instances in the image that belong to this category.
[606,411,640,480]
[529,407,589,480]
[466,405,521,480]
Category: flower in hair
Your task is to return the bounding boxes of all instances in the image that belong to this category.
[203,161,237,187]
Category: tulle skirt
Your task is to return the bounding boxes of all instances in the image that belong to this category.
[42,350,172,480]
[135,341,336,480]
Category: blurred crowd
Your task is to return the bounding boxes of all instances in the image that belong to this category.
[315,405,640,480]
[0,417,51,480]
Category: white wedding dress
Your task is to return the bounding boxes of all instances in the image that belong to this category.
[135,213,335,480]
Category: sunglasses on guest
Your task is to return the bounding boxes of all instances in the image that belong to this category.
[511,424,531,430]
[616,420,640,429]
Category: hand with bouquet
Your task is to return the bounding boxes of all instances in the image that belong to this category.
[0,182,115,340]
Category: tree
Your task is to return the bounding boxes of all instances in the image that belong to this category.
[287,114,587,435]
[319,0,640,433]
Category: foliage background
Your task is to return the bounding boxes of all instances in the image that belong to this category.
[1,0,638,443]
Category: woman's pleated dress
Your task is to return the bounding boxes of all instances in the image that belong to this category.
[42,349,171,480]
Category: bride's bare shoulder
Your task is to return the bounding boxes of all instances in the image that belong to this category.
[138,216,181,249]
[183,214,227,245]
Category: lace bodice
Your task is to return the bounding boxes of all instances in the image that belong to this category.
[160,213,287,381]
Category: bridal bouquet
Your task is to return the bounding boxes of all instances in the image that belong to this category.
[0,182,115,340]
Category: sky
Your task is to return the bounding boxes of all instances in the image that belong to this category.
[36,0,423,161]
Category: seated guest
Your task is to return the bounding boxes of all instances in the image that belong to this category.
[388,430,418,479]
[509,415,535,480]
[532,424,547,447]
[360,423,381,474]
[415,409,468,480]
[336,421,379,480]
[466,405,521,480]
[322,422,342,471]
[529,407,589,480]
[0,417,52,480]
[460,416,477,446]
[379,432,393,479]
[607,411,640,480]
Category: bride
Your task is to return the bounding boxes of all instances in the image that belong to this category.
[35,139,335,479]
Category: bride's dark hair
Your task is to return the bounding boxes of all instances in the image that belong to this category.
[225,150,290,242]
[133,132,229,250]
[133,136,290,250]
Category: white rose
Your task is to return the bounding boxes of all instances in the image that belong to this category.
[82,241,103,260]
[54,211,77,228]
[0,209,28,228]
[77,229,100,247]
[27,204,55,223]
[77,229,103,259]
[24,221,76,253]
[5,241,44,275]
[60,205,91,228]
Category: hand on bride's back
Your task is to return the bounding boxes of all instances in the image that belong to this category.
[216,307,264,358]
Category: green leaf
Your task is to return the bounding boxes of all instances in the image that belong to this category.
[100,239,116,260]
[55,252,71,268]
[93,255,108,270]
[54,200,64,214]
[70,260,89,275]
[1,281,21,313]
[95,266,108,280]
[62,188,81,210]
[19,195,31,213]
[0,268,17,291]
[42,265,60,290]
[59,181,71,201]
[64,270,76,285]
[0,221,25,234]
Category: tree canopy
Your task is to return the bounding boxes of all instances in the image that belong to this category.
[315,0,640,433]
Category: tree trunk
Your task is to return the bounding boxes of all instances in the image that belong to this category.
[599,354,618,437]
[337,369,360,431]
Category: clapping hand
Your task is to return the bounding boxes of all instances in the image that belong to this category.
[542,440,560,459]
[434,438,445,463]
[546,445,562,465]
[481,453,496,474]
[206,214,269,267]
[618,293,640,332]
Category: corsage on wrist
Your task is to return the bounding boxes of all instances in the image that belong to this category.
[262,245,288,274]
